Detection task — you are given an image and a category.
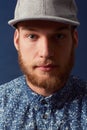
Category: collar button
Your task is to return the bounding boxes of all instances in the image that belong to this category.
[43,114,48,119]
[41,99,47,105]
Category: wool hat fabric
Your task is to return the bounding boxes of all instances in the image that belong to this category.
[8,0,80,28]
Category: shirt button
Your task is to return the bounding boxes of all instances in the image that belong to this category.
[43,114,48,119]
[34,105,38,111]
[41,99,47,105]
[66,127,69,130]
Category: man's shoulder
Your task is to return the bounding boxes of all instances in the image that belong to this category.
[0,75,25,96]
[70,75,87,88]
[69,75,87,96]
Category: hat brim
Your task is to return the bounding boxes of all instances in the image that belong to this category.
[8,16,80,28]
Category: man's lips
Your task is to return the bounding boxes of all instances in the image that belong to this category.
[35,64,58,71]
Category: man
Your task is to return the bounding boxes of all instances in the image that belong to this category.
[0,0,87,129]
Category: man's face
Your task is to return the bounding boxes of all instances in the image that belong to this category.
[14,20,78,94]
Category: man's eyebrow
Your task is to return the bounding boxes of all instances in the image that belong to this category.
[21,26,39,31]
[55,26,71,31]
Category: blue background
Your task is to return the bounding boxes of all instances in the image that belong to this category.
[0,0,87,85]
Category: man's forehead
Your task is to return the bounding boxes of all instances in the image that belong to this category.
[17,20,71,31]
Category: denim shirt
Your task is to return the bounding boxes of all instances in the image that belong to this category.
[0,75,87,130]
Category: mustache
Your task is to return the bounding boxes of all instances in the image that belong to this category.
[32,59,59,67]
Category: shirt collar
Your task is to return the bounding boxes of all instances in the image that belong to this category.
[23,76,73,109]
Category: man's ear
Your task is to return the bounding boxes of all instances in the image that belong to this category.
[14,29,19,51]
[73,30,78,48]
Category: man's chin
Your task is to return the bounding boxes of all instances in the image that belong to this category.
[26,72,66,90]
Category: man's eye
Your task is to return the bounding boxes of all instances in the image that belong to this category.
[55,34,65,39]
[28,34,37,40]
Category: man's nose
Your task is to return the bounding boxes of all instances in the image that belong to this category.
[39,36,54,58]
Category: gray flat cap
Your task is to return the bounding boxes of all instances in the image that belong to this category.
[8,0,80,28]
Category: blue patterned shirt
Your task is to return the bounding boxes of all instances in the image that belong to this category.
[0,75,87,130]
